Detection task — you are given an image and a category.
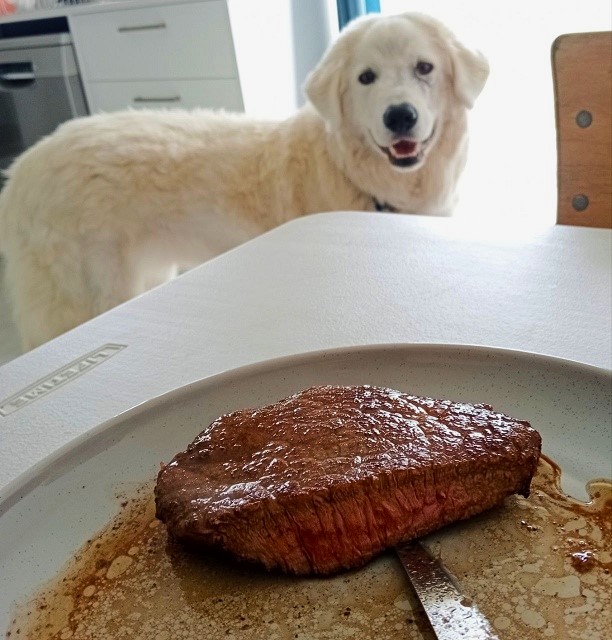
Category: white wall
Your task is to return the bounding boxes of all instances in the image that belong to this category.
[381,0,612,225]
[227,0,335,119]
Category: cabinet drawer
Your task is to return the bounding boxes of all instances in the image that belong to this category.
[86,78,244,113]
[71,1,239,81]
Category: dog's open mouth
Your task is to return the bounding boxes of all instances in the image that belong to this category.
[391,139,418,158]
[379,139,421,168]
[375,128,436,169]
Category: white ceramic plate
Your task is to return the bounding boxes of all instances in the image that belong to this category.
[1,344,610,634]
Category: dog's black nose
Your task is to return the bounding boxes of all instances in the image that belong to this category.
[383,103,418,135]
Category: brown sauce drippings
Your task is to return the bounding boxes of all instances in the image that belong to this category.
[6,457,612,640]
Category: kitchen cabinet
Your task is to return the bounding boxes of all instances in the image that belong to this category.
[69,0,243,112]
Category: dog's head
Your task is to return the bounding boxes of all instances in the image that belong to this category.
[305,13,489,171]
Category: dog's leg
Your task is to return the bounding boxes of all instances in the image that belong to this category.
[5,237,139,350]
[139,263,180,294]
[6,235,180,351]
[4,246,95,351]
[85,239,146,319]
[132,255,179,295]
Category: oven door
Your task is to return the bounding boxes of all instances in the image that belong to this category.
[0,36,88,176]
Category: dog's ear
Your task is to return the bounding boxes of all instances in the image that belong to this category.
[304,42,348,130]
[304,17,370,130]
[408,13,489,109]
[449,40,489,109]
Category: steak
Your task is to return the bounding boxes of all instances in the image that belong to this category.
[155,385,541,575]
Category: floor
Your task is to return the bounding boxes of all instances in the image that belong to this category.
[0,257,22,367]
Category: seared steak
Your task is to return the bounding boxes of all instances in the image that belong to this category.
[155,385,541,575]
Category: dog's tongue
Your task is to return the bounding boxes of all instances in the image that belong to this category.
[391,140,417,157]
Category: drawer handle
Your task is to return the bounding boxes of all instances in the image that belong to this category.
[0,62,35,84]
[118,22,166,33]
[0,71,35,82]
[133,95,181,103]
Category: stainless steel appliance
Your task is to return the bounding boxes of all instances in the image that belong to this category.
[0,32,88,178]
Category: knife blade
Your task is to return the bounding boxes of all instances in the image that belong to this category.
[396,541,500,640]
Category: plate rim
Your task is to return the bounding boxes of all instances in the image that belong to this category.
[1,342,610,515]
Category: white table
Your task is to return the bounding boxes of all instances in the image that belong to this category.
[0,212,610,499]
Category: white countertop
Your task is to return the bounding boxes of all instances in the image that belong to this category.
[0,212,610,500]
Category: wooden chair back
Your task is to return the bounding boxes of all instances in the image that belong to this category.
[552,32,611,228]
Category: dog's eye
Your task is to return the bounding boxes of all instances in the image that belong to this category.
[416,61,434,76]
[358,69,376,85]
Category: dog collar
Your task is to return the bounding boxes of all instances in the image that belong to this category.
[373,198,398,213]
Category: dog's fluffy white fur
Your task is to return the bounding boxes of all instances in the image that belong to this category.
[0,12,488,350]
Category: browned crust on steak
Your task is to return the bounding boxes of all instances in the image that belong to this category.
[155,385,542,575]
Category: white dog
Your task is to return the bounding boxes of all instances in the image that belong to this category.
[0,12,488,350]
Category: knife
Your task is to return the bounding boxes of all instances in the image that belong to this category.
[396,541,500,639]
